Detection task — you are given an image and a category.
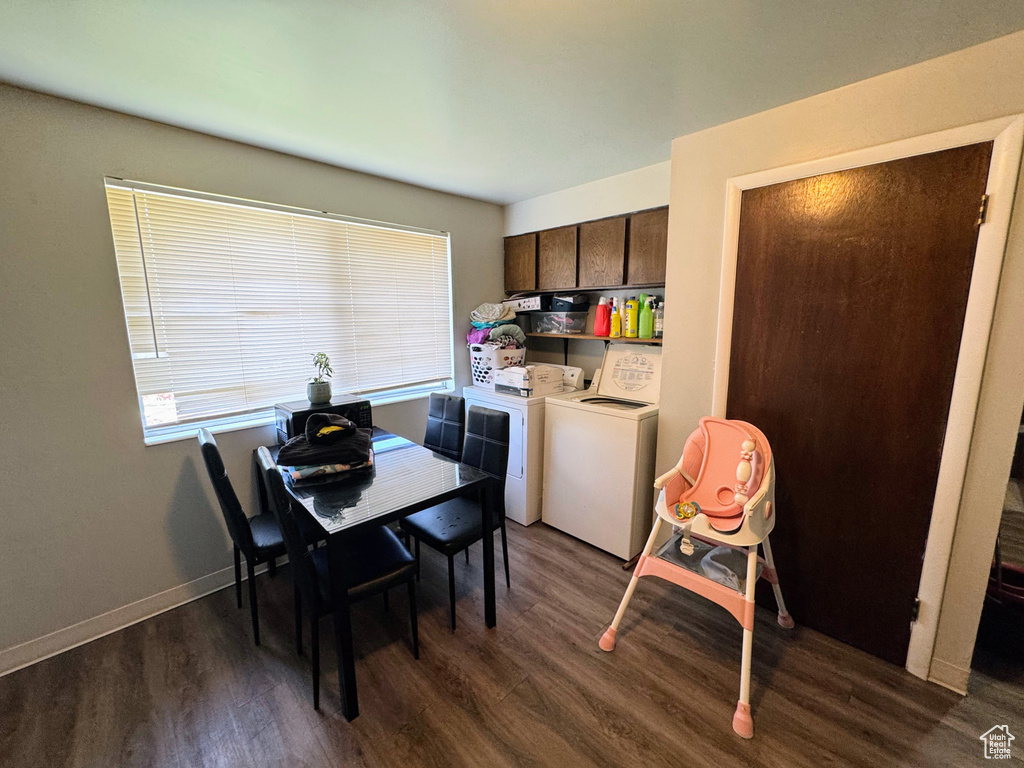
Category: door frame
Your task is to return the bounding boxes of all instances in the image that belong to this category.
[710,115,1024,681]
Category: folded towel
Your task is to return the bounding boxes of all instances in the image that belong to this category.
[488,323,526,345]
[470,302,516,324]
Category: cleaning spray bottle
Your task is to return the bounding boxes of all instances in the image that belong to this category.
[639,296,654,339]
[609,298,622,338]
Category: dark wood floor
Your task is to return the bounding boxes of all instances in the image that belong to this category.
[1000,483,1024,566]
[2,522,1022,768]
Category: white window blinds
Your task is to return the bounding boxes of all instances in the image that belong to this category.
[105,180,453,442]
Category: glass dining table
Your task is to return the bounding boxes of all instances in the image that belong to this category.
[277,430,499,721]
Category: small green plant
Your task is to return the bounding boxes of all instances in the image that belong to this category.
[311,352,333,383]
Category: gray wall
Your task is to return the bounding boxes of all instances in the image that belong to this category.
[0,84,504,656]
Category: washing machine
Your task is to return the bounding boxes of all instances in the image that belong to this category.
[542,344,662,560]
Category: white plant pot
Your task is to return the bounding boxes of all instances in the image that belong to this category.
[307,381,332,405]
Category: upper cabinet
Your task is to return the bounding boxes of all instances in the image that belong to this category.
[537,226,577,290]
[626,207,669,285]
[578,216,625,288]
[503,233,537,293]
[504,206,667,294]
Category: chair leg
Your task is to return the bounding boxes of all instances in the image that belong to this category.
[311,615,320,711]
[383,589,390,612]
[407,578,419,660]
[246,560,260,646]
[415,538,421,581]
[762,535,795,628]
[447,555,457,632]
[465,547,470,564]
[268,557,277,578]
[600,518,662,652]
[233,546,242,609]
[294,583,303,656]
[733,546,759,739]
[500,521,510,589]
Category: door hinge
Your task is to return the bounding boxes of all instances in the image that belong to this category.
[911,597,921,623]
[977,193,990,227]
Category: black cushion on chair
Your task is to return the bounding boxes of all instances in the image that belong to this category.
[424,392,465,461]
[310,526,416,603]
[400,498,501,557]
[248,513,287,555]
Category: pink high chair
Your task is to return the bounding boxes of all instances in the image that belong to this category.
[599,417,793,738]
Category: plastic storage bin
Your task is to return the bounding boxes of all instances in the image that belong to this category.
[551,294,590,312]
[469,343,527,387]
[530,311,589,334]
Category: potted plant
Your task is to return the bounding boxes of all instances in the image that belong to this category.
[308,351,333,404]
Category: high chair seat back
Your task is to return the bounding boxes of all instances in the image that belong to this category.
[667,417,773,533]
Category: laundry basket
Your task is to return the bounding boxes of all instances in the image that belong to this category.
[469,343,526,387]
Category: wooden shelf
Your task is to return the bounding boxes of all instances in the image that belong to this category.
[526,333,662,345]
[505,282,665,298]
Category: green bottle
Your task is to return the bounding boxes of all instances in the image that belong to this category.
[638,297,654,339]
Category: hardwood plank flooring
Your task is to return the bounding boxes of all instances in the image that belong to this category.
[1001,479,1024,566]
[1,522,1022,768]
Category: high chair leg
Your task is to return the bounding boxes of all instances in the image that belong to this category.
[600,518,662,652]
[733,545,758,739]
[762,535,794,629]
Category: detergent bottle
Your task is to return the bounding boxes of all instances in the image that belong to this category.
[593,297,611,337]
[624,297,639,338]
[609,298,622,338]
[638,297,654,339]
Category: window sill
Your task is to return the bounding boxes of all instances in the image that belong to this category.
[142,385,450,446]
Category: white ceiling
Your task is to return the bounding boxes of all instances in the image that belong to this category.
[2,1,1024,204]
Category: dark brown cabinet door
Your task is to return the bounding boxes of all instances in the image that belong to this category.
[627,207,668,285]
[578,217,626,288]
[504,234,536,293]
[538,226,577,290]
[726,143,992,665]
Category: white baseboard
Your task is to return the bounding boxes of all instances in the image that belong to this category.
[0,560,277,678]
[928,657,970,695]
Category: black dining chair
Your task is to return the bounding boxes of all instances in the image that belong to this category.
[198,428,285,646]
[255,446,419,710]
[400,405,510,631]
[423,391,465,461]
[253,444,328,549]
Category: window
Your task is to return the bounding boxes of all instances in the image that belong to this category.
[105,180,454,444]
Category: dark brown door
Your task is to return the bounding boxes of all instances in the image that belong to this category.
[727,143,992,664]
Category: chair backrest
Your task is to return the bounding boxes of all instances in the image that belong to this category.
[424,392,466,461]
[461,405,510,516]
[198,428,254,555]
[673,417,773,532]
[255,446,323,609]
